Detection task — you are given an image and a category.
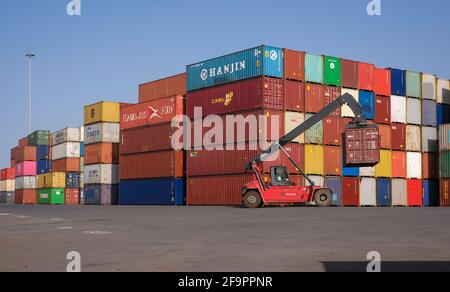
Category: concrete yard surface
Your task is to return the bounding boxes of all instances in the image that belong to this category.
[1,205,450,272]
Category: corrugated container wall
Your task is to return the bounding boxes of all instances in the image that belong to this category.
[375,95,391,124]
[341,88,359,117]
[119,178,185,206]
[406,125,421,152]
[284,80,305,112]
[391,96,407,124]
[285,112,305,143]
[84,102,121,125]
[283,49,305,81]
[423,180,439,207]
[305,114,323,144]
[324,176,342,206]
[406,98,422,125]
[439,124,450,151]
[391,69,406,96]
[392,151,407,178]
[437,79,450,104]
[139,73,186,103]
[376,178,391,206]
[374,68,391,97]
[305,83,324,113]
[360,178,376,206]
[422,100,437,127]
[422,74,437,101]
[406,71,421,98]
[391,124,406,151]
[305,53,323,84]
[323,56,341,86]
[358,63,375,91]
[392,179,407,206]
[341,59,358,89]
[407,152,422,179]
[359,91,375,120]
[342,177,360,206]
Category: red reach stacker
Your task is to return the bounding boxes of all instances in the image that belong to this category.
[242,93,380,208]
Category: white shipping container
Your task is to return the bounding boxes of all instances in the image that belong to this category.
[305,176,324,187]
[52,128,81,145]
[80,172,84,188]
[52,142,81,160]
[79,126,85,142]
[437,79,450,104]
[360,167,375,177]
[83,164,119,185]
[285,112,305,144]
[406,98,421,125]
[406,125,421,152]
[391,95,407,124]
[15,176,36,190]
[360,178,376,206]
[422,74,437,101]
[84,123,120,145]
[407,152,422,179]
[341,88,359,118]
[439,124,450,151]
[0,180,15,192]
[422,127,437,153]
[392,179,407,206]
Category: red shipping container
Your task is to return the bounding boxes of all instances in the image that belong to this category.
[120,151,184,179]
[305,83,324,113]
[10,160,15,169]
[15,190,37,205]
[84,143,119,165]
[324,116,343,146]
[121,123,176,155]
[341,59,359,89]
[407,179,423,207]
[284,49,305,81]
[342,177,360,206]
[392,151,407,178]
[65,188,79,205]
[375,95,391,125]
[358,62,375,91]
[121,95,184,130]
[344,127,380,166]
[10,147,17,160]
[187,77,283,118]
[284,80,305,112]
[391,124,406,151]
[440,179,450,206]
[324,146,342,176]
[187,174,253,206]
[422,153,437,179]
[139,73,186,103]
[379,124,392,149]
[52,158,80,172]
[15,146,37,162]
[18,137,28,147]
[1,168,15,180]
[324,86,341,116]
[374,68,391,97]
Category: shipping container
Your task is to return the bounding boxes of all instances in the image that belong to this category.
[342,177,360,206]
[84,101,121,125]
[359,91,375,120]
[139,73,186,103]
[423,180,439,207]
[305,145,324,175]
[84,184,118,205]
[406,71,421,98]
[406,125,421,152]
[323,116,342,146]
[374,68,391,97]
[84,143,119,165]
[84,164,119,185]
[84,123,120,145]
[437,104,450,125]
[38,188,65,205]
[376,178,391,206]
[439,124,450,151]
[0,192,14,204]
[392,179,407,206]
[37,172,65,189]
[305,176,324,188]
[36,145,50,161]
[341,88,359,117]
[15,161,36,177]
[18,137,28,147]
[121,123,177,154]
[119,178,185,206]
[284,49,305,81]
[120,151,183,180]
[392,151,407,178]
[407,179,423,207]
[36,159,51,174]
[53,128,81,146]
[422,153,437,179]
[187,174,253,206]
[375,95,391,124]
[323,56,341,86]
[422,74,437,101]
[284,112,305,143]
[15,146,37,162]
[324,176,342,206]
[360,166,375,177]
[341,59,358,89]
[305,113,323,144]
[65,188,80,205]
[15,189,37,205]
[284,80,305,112]
[342,166,359,177]
[375,150,392,178]
[66,172,80,189]
[305,83,324,113]
[378,124,391,149]
[305,53,323,84]
[391,69,406,96]
[407,152,422,179]
[324,146,342,176]
[187,46,284,92]
[406,98,422,125]
[360,178,376,206]
[440,179,450,206]
[344,126,380,166]
[391,95,407,124]
[28,130,50,146]
[15,176,36,190]
[391,123,406,151]
[52,142,80,160]
[1,168,15,180]
[323,86,341,116]
[52,158,80,172]
[439,151,450,178]
[0,180,15,192]
[422,100,437,127]
[358,62,375,91]
[437,79,450,104]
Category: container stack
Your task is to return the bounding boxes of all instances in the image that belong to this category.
[439,124,450,206]
[0,168,15,203]
[83,102,121,205]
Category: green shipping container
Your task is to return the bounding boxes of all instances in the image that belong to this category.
[28,130,50,146]
[440,151,450,178]
[305,53,323,84]
[406,71,421,98]
[38,188,65,205]
[324,56,342,86]
[305,114,323,144]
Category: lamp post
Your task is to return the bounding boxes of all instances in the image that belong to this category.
[25,54,35,134]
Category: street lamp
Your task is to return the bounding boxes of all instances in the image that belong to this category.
[25,53,35,134]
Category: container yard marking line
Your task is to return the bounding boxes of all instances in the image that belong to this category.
[49,218,64,221]
[57,227,73,230]
[0,213,11,216]
[82,231,113,235]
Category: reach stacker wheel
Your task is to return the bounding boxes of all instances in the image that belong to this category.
[314,189,333,207]
[244,191,263,208]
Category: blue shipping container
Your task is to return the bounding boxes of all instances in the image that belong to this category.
[84,184,118,205]
[391,68,406,96]
[187,45,283,91]
[119,178,185,206]
[437,104,450,125]
[37,159,52,174]
[422,100,437,127]
[324,176,342,207]
[80,143,85,157]
[66,172,80,188]
[36,145,50,161]
[359,91,375,120]
[342,152,359,176]
[376,178,391,206]
[423,180,439,207]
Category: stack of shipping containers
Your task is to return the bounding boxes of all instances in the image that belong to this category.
[0,168,15,203]
[83,102,121,205]
[119,80,186,205]
[438,77,450,207]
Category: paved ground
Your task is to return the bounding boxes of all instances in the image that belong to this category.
[1,204,450,272]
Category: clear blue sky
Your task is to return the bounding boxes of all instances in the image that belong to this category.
[1,0,449,167]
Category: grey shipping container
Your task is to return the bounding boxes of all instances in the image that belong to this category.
[406,98,421,125]
[392,179,407,206]
[422,127,437,153]
[84,184,118,205]
[439,124,450,151]
[324,176,342,206]
[0,192,14,204]
[422,100,437,127]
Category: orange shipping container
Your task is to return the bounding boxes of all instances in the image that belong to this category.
[84,143,119,165]
[139,73,186,103]
[52,158,81,172]
[15,146,37,162]
[379,124,392,149]
[324,146,342,176]
[120,151,184,180]
[392,151,407,178]
[15,190,37,205]
[422,153,437,179]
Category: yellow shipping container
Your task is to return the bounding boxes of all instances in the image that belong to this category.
[375,150,392,178]
[38,172,66,189]
[284,112,305,144]
[304,145,324,175]
[84,101,120,125]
